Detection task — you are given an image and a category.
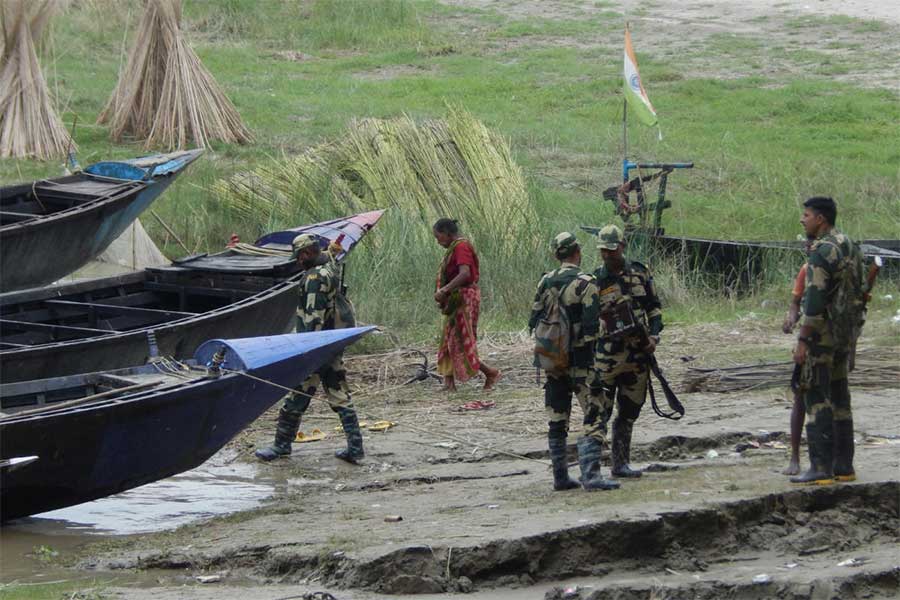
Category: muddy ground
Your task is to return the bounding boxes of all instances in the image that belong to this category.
[20,309,895,600]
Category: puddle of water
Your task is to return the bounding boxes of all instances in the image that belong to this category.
[1,450,273,583]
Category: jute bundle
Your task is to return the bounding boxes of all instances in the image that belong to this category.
[683,347,900,393]
[212,106,536,258]
[0,0,72,159]
[98,0,251,149]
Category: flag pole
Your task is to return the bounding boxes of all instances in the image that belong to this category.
[623,96,628,174]
[622,23,629,181]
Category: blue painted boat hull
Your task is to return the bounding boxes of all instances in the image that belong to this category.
[0,327,375,522]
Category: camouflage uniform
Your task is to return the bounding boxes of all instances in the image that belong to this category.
[593,225,663,478]
[529,232,619,492]
[255,234,364,463]
[795,229,857,482]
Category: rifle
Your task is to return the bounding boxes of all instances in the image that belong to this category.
[645,345,685,421]
[849,255,883,371]
[601,304,684,420]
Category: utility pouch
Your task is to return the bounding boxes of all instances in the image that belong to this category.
[600,298,641,339]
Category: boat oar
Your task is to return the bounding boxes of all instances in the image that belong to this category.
[4,381,163,419]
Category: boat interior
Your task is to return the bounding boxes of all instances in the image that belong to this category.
[0,268,286,349]
[0,364,198,416]
[0,174,144,226]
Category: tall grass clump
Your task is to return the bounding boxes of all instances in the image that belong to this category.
[213,105,543,333]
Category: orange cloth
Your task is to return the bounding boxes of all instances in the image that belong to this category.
[792,263,807,299]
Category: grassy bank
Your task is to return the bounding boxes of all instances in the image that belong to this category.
[1,0,897,339]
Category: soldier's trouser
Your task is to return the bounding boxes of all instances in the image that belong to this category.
[801,348,853,478]
[594,358,649,476]
[277,354,361,447]
[545,368,607,445]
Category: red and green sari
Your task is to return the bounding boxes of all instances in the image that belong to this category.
[436,239,482,382]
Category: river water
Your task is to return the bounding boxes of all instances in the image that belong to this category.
[0,450,272,584]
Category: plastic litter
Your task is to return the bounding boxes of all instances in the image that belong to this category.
[295,428,327,443]
[706,450,719,459]
[752,574,771,584]
[384,515,403,522]
[368,420,396,432]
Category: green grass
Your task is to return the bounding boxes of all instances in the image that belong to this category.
[0,580,108,600]
[2,0,898,338]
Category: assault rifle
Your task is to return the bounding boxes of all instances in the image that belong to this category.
[599,300,684,420]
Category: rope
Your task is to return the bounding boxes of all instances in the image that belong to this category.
[161,357,552,467]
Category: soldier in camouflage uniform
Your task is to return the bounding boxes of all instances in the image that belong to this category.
[255,233,365,464]
[529,232,619,492]
[592,225,663,478]
[791,197,859,485]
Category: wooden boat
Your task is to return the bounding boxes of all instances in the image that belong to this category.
[0,210,385,383]
[581,227,900,287]
[0,150,204,292]
[0,327,376,522]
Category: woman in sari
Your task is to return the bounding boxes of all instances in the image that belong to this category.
[433,218,501,393]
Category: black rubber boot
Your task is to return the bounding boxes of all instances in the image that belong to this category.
[577,436,620,491]
[255,407,301,461]
[791,422,834,485]
[833,420,856,482]
[549,435,580,491]
[335,408,365,464]
[611,418,642,478]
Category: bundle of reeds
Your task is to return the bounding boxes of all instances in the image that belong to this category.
[98,0,251,149]
[683,347,900,393]
[0,0,72,159]
[212,106,536,258]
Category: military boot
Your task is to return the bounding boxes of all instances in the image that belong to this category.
[790,422,834,485]
[577,436,620,491]
[255,407,301,461]
[833,420,856,482]
[611,418,642,478]
[335,408,365,464]
[549,435,580,491]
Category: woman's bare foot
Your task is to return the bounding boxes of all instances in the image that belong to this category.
[783,457,800,476]
[483,369,501,391]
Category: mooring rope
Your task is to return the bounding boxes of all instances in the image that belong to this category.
[160,355,550,467]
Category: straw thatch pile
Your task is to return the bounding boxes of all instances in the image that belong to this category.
[212,106,536,251]
[0,0,72,159]
[98,0,251,149]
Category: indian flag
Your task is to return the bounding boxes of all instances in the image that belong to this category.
[623,25,657,127]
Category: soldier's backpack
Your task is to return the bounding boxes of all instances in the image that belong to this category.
[533,284,571,374]
[827,239,866,350]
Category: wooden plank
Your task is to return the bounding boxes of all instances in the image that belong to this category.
[144,281,254,300]
[0,319,114,336]
[45,300,196,320]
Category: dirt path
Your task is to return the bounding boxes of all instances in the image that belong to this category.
[84,378,899,599]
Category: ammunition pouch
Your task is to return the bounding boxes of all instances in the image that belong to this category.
[600,299,642,340]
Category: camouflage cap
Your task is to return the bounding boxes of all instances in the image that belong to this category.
[291,233,319,258]
[596,224,625,250]
[550,231,579,254]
